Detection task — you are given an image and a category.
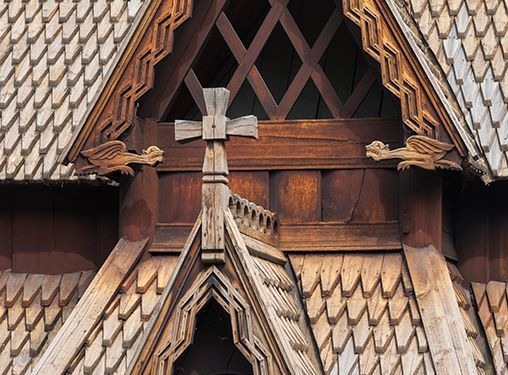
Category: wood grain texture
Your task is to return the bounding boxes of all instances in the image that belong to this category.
[322,169,398,223]
[157,119,400,171]
[270,171,321,223]
[32,238,147,374]
[404,245,477,374]
[150,222,401,252]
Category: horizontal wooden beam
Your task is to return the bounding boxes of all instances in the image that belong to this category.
[150,221,401,252]
[156,118,400,171]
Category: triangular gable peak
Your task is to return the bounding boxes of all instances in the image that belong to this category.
[64,0,465,175]
[127,196,321,374]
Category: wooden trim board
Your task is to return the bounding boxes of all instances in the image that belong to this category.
[150,222,401,252]
[156,119,400,171]
[33,238,148,374]
[403,245,477,374]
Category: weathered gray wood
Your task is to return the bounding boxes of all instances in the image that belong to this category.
[404,245,477,375]
[174,120,202,141]
[32,238,147,374]
[173,88,258,263]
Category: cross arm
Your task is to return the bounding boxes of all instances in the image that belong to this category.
[226,116,258,139]
[174,120,202,141]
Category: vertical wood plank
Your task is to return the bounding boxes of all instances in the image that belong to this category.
[399,169,442,250]
[321,170,364,222]
[158,172,202,223]
[0,187,13,269]
[352,169,398,223]
[229,171,269,207]
[269,171,321,223]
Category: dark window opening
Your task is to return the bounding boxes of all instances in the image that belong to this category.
[173,300,253,375]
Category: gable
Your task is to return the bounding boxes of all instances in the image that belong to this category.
[64,0,465,172]
[128,209,321,374]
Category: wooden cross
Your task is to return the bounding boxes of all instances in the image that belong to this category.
[175,88,258,263]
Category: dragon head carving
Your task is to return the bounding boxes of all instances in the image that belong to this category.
[142,146,164,165]
[366,141,390,161]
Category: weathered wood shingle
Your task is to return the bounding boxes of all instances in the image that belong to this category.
[0,0,147,180]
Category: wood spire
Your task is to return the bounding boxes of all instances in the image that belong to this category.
[174,88,258,263]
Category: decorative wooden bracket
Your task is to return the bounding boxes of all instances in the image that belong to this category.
[174,88,258,264]
[366,135,462,171]
[80,140,164,176]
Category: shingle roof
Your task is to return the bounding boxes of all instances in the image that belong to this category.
[391,0,508,180]
[68,255,178,374]
[290,253,436,374]
[0,269,94,374]
[0,0,147,181]
[472,280,508,374]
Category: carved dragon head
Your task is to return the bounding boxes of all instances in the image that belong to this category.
[365,141,390,161]
[142,146,164,165]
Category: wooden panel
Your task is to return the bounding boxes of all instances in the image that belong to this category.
[0,188,13,269]
[399,169,442,249]
[280,223,400,251]
[270,171,321,223]
[157,119,400,170]
[150,222,401,252]
[229,172,269,207]
[52,188,97,273]
[158,172,202,223]
[351,169,398,222]
[1,186,118,274]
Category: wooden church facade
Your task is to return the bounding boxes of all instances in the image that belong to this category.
[1,0,508,373]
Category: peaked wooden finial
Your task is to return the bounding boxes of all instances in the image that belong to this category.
[174,88,258,263]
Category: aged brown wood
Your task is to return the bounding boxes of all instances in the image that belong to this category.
[399,169,443,250]
[158,172,202,223]
[270,171,321,223]
[150,222,400,252]
[120,118,159,243]
[0,185,118,274]
[229,172,270,208]
[157,119,400,171]
[321,169,398,223]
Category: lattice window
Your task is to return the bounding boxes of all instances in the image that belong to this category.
[165,0,399,122]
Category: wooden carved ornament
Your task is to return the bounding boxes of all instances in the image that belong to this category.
[80,140,164,176]
[366,135,462,171]
[174,87,258,264]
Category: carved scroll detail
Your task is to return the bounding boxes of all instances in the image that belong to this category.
[80,140,164,176]
[366,135,462,171]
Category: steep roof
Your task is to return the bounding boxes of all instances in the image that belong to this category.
[388,0,508,180]
[0,0,148,180]
[0,269,94,374]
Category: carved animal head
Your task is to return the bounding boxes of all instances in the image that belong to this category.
[142,146,164,165]
[365,141,390,161]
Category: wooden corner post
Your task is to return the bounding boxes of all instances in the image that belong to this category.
[174,88,258,263]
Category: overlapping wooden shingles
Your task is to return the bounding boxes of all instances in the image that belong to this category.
[289,253,434,374]
[402,0,508,176]
[472,279,508,374]
[66,255,178,375]
[0,0,146,180]
[447,262,492,372]
[0,269,94,374]
[249,248,320,374]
